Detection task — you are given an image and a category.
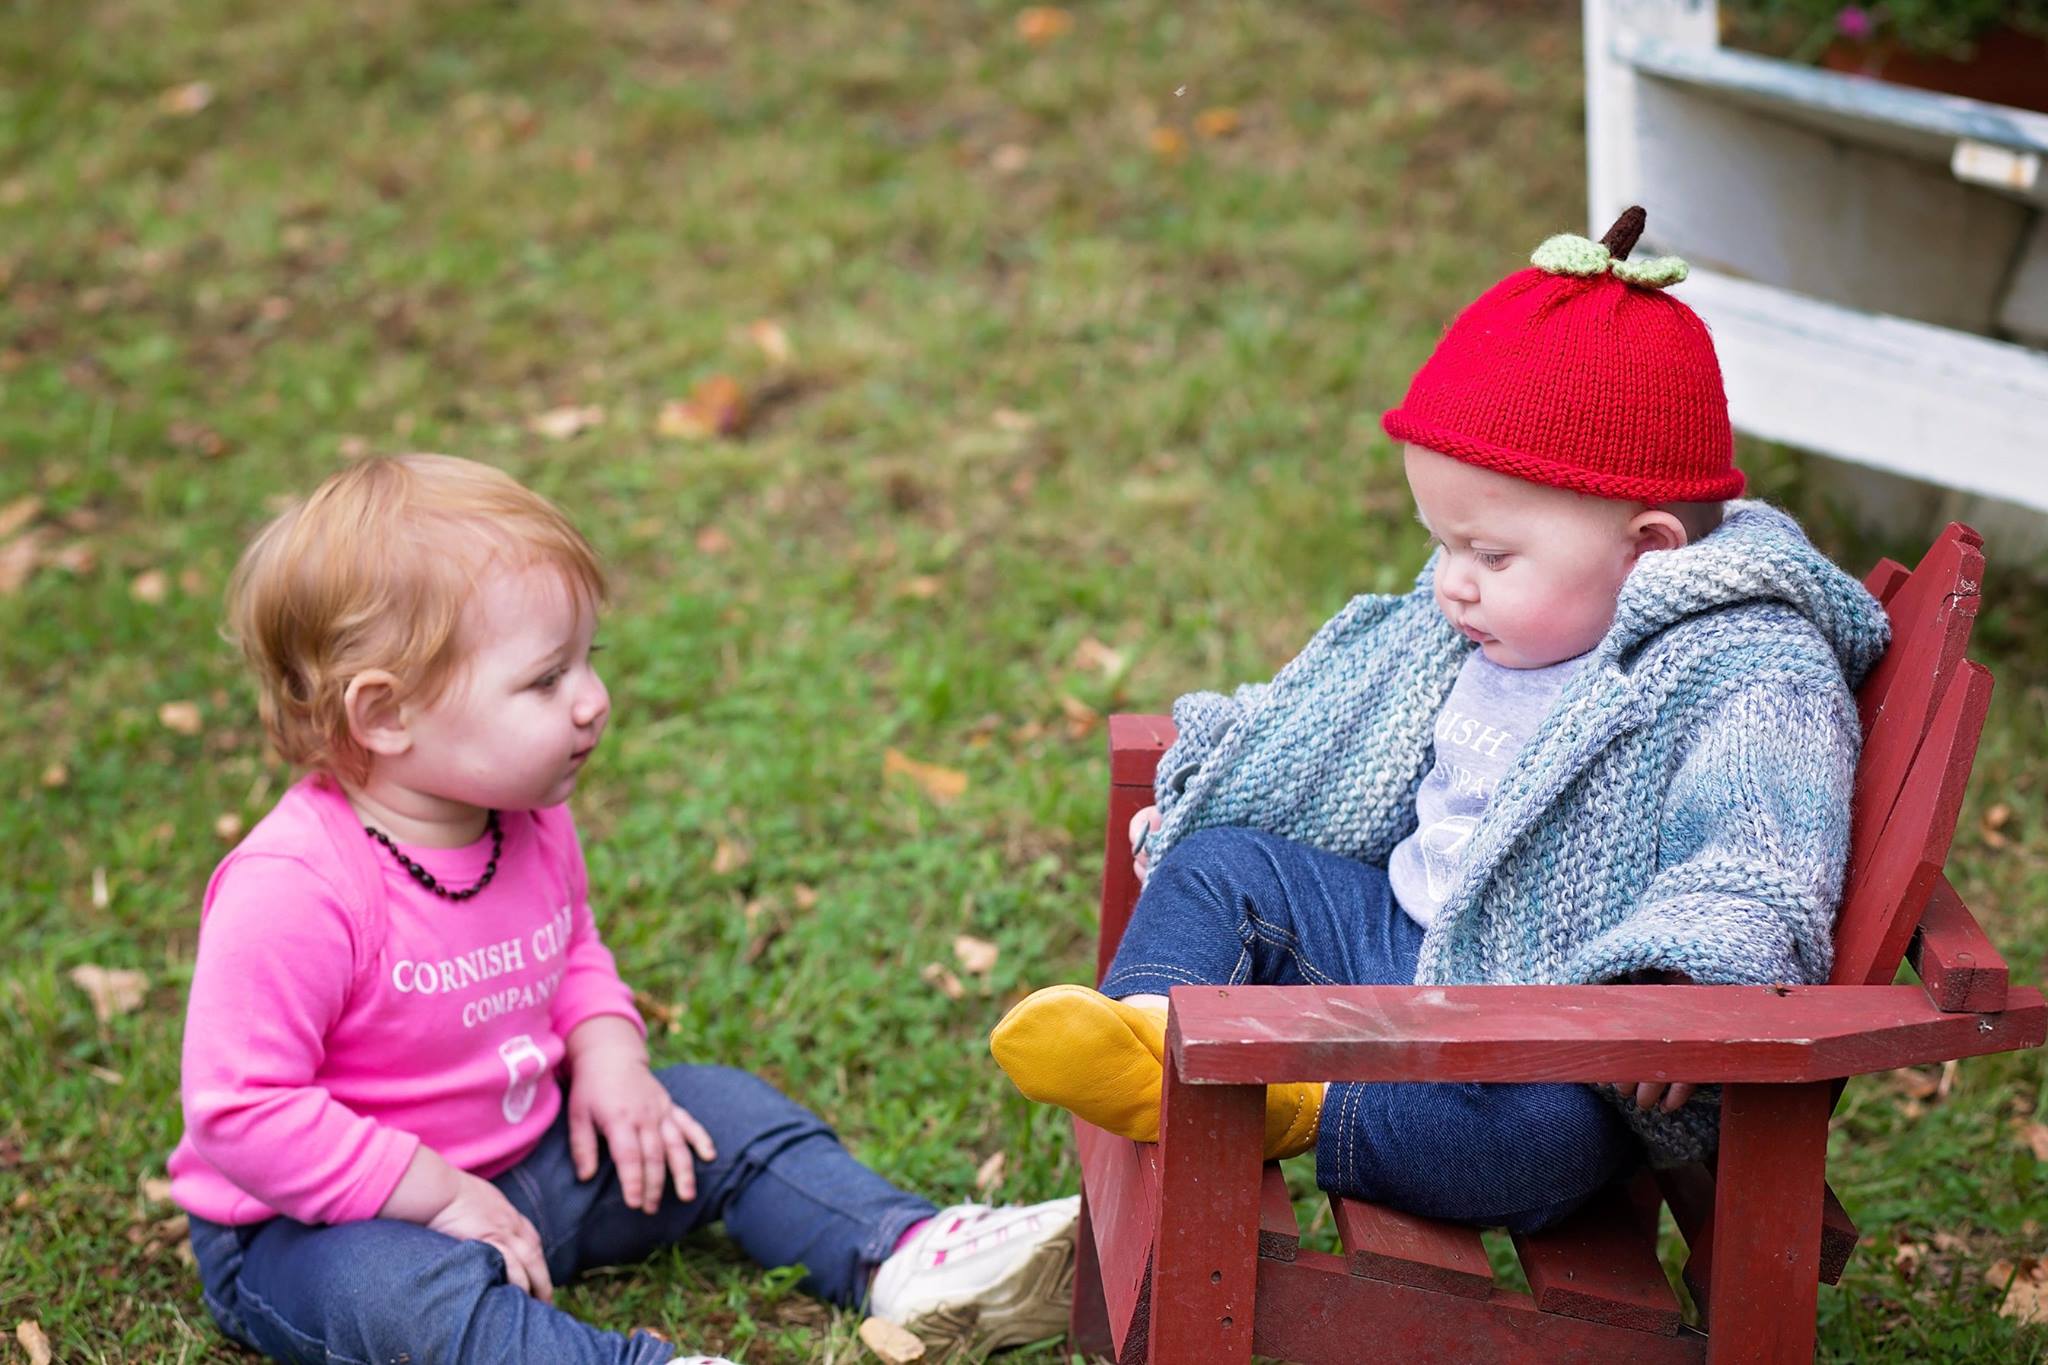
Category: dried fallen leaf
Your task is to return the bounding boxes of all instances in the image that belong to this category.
[1070,637,1125,676]
[0,495,41,540]
[213,812,243,841]
[158,700,204,736]
[130,568,170,604]
[69,965,149,1023]
[991,407,1036,434]
[0,529,46,594]
[920,962,966,1001]
[695,526,734,556]
[656,375,748,440]
[989,143,1031,175]
[711,837,751,876]
[159,81,214,116]
[1894,1066,1942,1101]
[746,319,793,366]
[2022,1121,2048,1162]
[634,991,681,1034]
[89,1064,125,1085]
[91,866,109,910]
[884,748,968,804]
[51,541,97,574]
[791,883,820,912]
[1894,1240,1926,1279]
[16,1320,52,1365]
[1014,6,1073,45]
[527,404,605,440]
[1983,802,2014,848]
[895,576,943,600]
[1058,693,1101,739]
[167,420,228,457]
[1932,1229,1972,1255]
[1148,126,1188,162]
[954,934,999,976]
[143,1177,174,1204]
[859,1315,926,1362]
[40,762,67,789]
[1987,1258,2048,1326]
[1194,106,1242,139]
[974,1150,1007,1194]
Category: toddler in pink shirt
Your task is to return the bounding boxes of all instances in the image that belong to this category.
[172,454,1074,1364]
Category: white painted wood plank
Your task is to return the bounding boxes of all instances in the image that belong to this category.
[1632,81,2030,331]
[1618,34,2048,164]
[1682,266,2048,512]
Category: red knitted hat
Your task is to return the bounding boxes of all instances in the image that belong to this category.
[1381,207,1744,503]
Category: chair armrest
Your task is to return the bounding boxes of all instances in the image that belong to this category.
[1165,982,2046,1085]
[1108,713,1177,786]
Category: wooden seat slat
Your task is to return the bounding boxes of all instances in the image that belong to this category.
[1329,1194,1495,1298]
[1514,1184,1683,1334]
[1260,1163,1301,1262]
[1909,875,2009,1013]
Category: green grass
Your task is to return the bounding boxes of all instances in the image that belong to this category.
[3,0,2045,1360]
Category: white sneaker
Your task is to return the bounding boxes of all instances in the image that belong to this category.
[868,1196,1080,1355]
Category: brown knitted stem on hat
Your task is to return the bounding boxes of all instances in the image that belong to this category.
[1599,206,1647,261]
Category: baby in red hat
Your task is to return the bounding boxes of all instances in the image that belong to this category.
[991,210,1892,1230]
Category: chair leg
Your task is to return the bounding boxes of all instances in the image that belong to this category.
[1149,1018,1264,1364]
[1704,1082,1832,1364]
[1070,1190,1115,1359]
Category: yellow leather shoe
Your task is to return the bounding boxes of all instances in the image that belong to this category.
[990,985,1169,1141]
[1263,1082,1323,1159]
[993,985,1325,1158]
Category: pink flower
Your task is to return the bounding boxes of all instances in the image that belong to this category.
[1835,6,1874,40]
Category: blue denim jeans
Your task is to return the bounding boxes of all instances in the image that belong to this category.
[189,1063,936,1364]
[1104,827,1631,1233]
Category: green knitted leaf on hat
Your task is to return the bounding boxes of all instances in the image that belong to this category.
[1611,254,1690,288]
[1530,234,1610,278]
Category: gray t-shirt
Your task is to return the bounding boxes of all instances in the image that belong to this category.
[1387,648,1589,929]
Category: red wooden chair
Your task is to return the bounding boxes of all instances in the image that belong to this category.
[1070,524,2045,1363]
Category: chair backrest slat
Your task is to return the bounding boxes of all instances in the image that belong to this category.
[1853,527,1981,738]
[1843,526,1984,904]
[1831,660,1994,986]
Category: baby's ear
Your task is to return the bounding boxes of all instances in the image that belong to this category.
[343,670,412,757]
[1629,508,1688,557]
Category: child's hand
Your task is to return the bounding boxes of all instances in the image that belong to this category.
[425,1171,555,1303]
[1617,1081,1697,1113]
[568,1048,718,1215]
[1129,805,1162,885]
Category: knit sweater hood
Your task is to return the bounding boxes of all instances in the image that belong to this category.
[1148,501,1890,1163]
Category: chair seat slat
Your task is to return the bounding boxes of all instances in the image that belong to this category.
[1329,1195,1494,1298]
[1514,1184,1682,1334]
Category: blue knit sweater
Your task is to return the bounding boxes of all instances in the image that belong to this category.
[1148,502,1891,1162]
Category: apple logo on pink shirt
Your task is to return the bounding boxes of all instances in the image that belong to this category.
[498,1035,549,1124]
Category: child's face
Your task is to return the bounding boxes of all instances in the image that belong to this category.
[1403,443,1647,670]
[393,561,610,813]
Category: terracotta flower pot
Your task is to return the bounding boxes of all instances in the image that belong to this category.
[1820,24,2048,116]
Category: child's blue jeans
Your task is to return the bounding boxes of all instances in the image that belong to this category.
[188,1063,935,1365]
[1104,827,1632,1233]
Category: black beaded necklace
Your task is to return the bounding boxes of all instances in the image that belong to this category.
[363,811,503,901]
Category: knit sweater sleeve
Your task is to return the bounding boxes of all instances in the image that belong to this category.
[1564,678,1860,988]
[1152,681,1273,824]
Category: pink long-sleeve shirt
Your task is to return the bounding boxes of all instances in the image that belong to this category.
[168,774,644,1226]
